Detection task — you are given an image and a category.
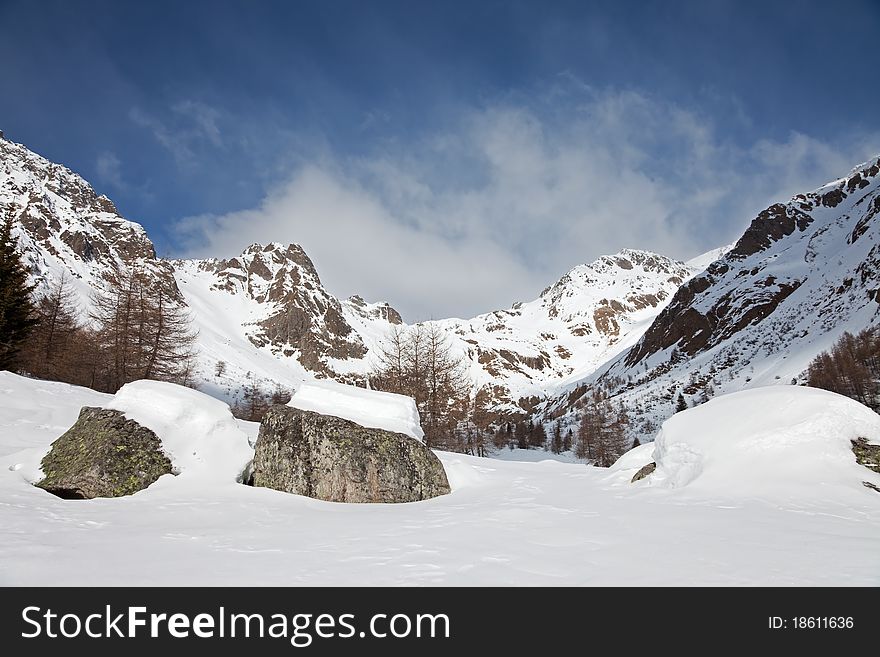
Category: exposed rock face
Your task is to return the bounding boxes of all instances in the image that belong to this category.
[436,249,699,414]
[175,243,378,375]
[1,136,181,304]
[624,156,880,368]
[36,407,173,499]
[252,406,450,503]
[631,462,656,483]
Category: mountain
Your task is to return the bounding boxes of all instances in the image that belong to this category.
[545,155,880,437]
[433,250,700,413]
[9,131,877,439]
[0,135,179,307]
[2,133,702,413]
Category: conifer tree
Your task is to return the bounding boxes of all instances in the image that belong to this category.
[0,215,37,370]
[675,392,688,413]
[551,421,563,454]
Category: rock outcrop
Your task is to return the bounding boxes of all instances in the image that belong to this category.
[36,407,173,499]
[251,406,450,503]
[631,462,656,483]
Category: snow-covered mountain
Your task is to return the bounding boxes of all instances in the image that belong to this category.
[2,133,702,412]
[7,131,879,433]
[434,250,700,413]
[545,155,880,437]
[0,135,179,308]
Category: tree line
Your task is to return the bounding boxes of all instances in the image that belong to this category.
[2,213,640,466]
[1,216,197,392]
[807,328,880,411]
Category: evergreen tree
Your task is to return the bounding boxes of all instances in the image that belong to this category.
[631,436,641,449]
[0,216,37,369]
[551,421,563,454]
[515,421,528,449]
[529,421,547,449]
[563,428,573,452]
[675,392,688,413]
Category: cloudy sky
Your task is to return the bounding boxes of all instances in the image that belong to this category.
[2,0,879,320]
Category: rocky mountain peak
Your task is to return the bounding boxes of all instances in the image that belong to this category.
[1,136,176,304]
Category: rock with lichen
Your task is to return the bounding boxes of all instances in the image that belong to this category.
[252,406,450,503]
[36,407,173,499]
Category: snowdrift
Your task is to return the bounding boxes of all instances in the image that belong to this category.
[288,380,424,441]
[623,386,880,498]
[105,380,253,484]
[2,373,879,585]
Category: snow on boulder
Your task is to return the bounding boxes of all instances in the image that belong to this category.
[105,380,253,483]
[639,386,880,498]
[288,380,424,442]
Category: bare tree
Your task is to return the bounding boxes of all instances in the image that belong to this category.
[576,390,630,466]
[90,267,197,392]
[19,273,83,380]
[371,323,470,449]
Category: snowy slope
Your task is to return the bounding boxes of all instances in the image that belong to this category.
[432,250,701,412]
[2,372,878,585]
[547,156,880,441]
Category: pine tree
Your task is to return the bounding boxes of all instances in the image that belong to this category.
[529,421,547,449]
[551,421,563,454]
[0,215,37,369]
[632,436,641,449]
[563,428,573,452]
[515,421,528,449]
[675,392,688,413]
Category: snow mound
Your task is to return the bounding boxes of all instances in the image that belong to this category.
[609,442,655,473]
[643,386,880,497]
[288,380,424,441]
[105,380,253,483]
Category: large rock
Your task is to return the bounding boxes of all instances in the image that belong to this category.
[252,406,450,503]
[36,407,173,499]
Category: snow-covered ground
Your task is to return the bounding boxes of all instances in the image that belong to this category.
[1,372,878,586]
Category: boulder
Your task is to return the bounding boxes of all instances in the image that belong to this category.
[36,407,173,499]
[631,461,656,483]
[252,406,450,503]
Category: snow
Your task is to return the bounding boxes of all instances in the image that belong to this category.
[104,380,253,484]
[288,380,424,441]
[2,372,879,585]
[627,386,880,499]
[685,243,734,272]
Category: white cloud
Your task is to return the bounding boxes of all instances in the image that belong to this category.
[173,89,880,321]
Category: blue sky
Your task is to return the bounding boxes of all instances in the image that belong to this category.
[2,0,879,319]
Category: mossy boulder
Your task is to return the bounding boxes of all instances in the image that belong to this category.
[37,407,173,499]
[252,405,450,503]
